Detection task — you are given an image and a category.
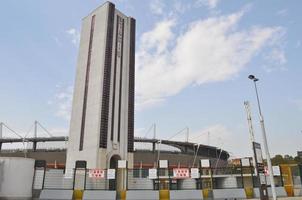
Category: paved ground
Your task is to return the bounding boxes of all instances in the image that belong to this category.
[248,197,302,200]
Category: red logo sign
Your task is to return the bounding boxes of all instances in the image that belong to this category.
[173,168,190,179]
[89,169,105,178]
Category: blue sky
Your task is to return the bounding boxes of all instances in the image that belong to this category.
[0,0,301,158]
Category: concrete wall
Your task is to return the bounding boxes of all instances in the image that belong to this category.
[0,157,35,199]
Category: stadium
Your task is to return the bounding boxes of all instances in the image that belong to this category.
[0,132,229,168]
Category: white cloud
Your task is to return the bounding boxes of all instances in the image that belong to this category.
[49,86,73,121]
[263,48,287,72]
[150,0,165,16]
[66,28,80,46]
[136,9,285,110]
[195,0,221,9]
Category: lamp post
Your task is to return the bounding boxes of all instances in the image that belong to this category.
[248,75,277,200]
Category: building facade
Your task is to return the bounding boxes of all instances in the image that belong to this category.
[66,2,135,170]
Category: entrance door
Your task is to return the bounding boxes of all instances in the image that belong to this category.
[109,155,121,190]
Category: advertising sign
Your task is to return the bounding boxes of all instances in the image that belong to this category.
[89,169,105,178]
[173,168,190,179]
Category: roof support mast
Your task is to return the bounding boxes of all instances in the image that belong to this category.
[244,101,257,171]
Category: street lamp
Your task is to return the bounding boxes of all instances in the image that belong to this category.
[248,75,277,200]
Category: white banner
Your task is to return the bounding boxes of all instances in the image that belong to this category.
[200,159,210,168]
[118,160,127,169]
[148,168,157,179]
[107,169,116,179]
[89,169,105,178]
[173,168,190,179]
[159,160,168,168]
[190,168,200,178]
[241,158,250,167]
[272,166,281,176]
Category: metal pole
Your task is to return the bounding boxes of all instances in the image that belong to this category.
[186,127,189,143]
[244,101,257,174]
[153,123,156,139]
[157,140,161,164]
[253,80,277,200]
[34,120,38,138]
[192,144,200,167]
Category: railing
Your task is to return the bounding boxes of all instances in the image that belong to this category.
[33,165,302,191]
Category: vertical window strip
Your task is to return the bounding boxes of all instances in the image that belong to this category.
[128,18,135,152]
[100,4,115,148]
[79,15,96,151]
[110,15,120,141]
[117,18,124,142]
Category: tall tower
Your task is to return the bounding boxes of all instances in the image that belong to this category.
[66,2,135,170]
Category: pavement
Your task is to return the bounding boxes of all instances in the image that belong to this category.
[248,198,302,200]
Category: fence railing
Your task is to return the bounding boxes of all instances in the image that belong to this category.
[32,165,302,191]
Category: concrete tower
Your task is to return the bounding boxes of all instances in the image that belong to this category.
[66,2,135,170]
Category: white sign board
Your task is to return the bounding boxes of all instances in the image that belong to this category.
[89,169,105,178]
[272,166,281,176]
[159,160,168,168]
[241,158,250,167]
[148,168,157,179]
[200,159,210,168]
[118,160,127,169]
[107,169,116,179]
[256,148,263,164]
[190,168,200,179]
[173,168,190,179]
[259,173,266,184]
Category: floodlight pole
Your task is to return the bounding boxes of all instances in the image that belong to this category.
[249,75,277,200]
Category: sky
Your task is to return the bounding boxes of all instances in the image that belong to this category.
[0,0,301,158]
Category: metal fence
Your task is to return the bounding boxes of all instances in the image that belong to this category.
[33,165,302,191]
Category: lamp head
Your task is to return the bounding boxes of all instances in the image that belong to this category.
[248,75,259,82]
